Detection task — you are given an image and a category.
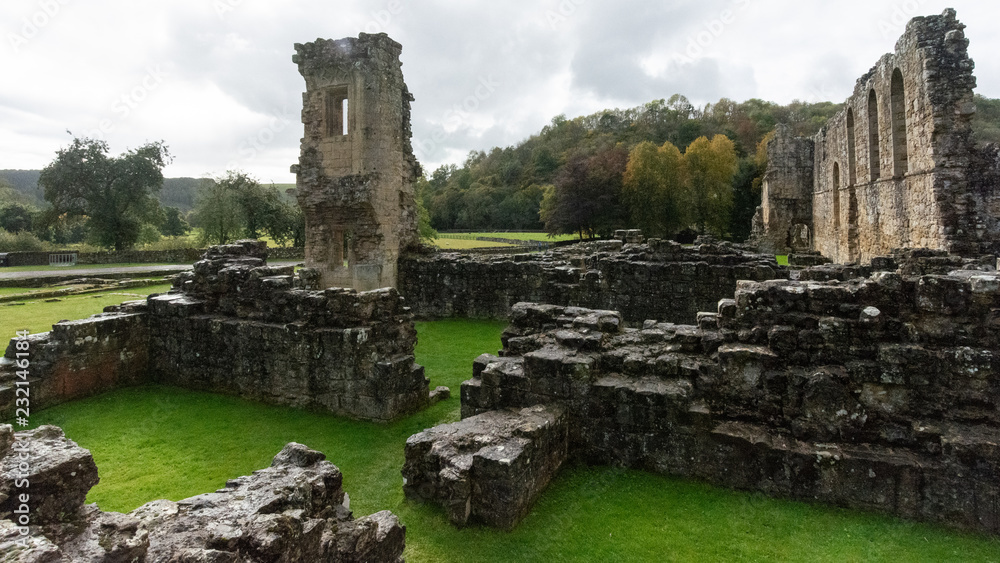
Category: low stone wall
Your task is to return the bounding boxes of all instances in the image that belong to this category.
[0,313,148,411]
[450,261,1000,534]
[0,425,406,561]
[399,239,787,325]
[0,240,428,422]
[77,246,304,264]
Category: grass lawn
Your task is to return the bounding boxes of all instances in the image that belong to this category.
[20,318,1000,562]
[0,263,183,273]
[438,232,579,242]
[432,238,517,250]
[0,283,173,336]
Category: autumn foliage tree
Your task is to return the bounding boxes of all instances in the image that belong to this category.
[684,135,738,236]
[39,137,171,251]
[622,141,687,238]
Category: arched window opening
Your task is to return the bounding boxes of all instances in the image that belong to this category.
[890,69,909,177]
[847,108,857,185]
[325,86,349,137]
[833,163,841,233]
[868,89,881,181]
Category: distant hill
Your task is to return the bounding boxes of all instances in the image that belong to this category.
[0,171,204,213]
[0,170,43,206]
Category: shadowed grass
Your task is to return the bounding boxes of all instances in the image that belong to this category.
[24,319,1000,562]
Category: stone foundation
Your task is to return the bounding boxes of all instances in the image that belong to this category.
[399,239,786,325]
[402,404,567,530]
[421,254,1000,534]
[0,425,405,562]
[0,240,430,423]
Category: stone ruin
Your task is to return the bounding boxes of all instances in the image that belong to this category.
[0,424,405,561]
[754,9,1000,262]
[292,32,421,292]
[399,238,786,326]
[0,240,433,422]
[403,251,1000,534]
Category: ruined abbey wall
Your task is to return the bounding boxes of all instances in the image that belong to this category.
[0,241,430,422]
[755,125,814,254]
[292,33,420,291]
[398,240,787,326]
[759,9,999,263]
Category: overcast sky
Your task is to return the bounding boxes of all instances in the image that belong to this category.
[2,0,998,184]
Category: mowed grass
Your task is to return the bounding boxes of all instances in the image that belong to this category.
[0,262,182,273]
[21,319,1000,562]
[0,283,173,336]
[432,238,517,250]
[439,232,578,242]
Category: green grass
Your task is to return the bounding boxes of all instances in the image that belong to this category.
[433,238,517,250]
[439,232,578,242]
[22,319,1000,562]
[0,283,173,336]
[0,262,183,273]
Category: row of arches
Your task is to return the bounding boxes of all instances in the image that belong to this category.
[842,68,909,188]
[830,68,909,260]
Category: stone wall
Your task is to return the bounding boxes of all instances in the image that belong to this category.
[292,33,420,291]
[0,425,406,562]
[0,241,429,422]
[753,125,814,254]
[398,239,787,325]
[757,9,999,263]
[454,258,1000,534]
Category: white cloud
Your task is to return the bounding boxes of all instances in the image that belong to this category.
[1,0,998,182]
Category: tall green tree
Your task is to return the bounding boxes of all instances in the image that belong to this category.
[623,141,688,238]
[160,206,191,237]
[39,137,170,251]
[684,135,738,236]
[193,174,244,245]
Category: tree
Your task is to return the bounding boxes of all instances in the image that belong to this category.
[684,135,738,236]
[193,174,243,245]
[542,146,627,238]
[160,206,191,237]
[0,204,33,233]
[39,137,170,251]
[623,141,688,238]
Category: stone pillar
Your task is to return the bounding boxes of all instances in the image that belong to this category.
[291,33,420,291]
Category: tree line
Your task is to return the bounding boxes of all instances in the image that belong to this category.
[420,95,841,240]
[0,138,304,252]
[421,93,1000,241]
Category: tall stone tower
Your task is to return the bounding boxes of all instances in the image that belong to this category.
[291,33,420,291]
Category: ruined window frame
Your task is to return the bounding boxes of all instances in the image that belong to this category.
[890,68,909,178]
[867,89,881,182]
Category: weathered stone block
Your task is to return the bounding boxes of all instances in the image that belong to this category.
[402,405,567,530]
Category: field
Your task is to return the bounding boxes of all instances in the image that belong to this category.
[0,283,173,336]
[13,314,1000,562]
